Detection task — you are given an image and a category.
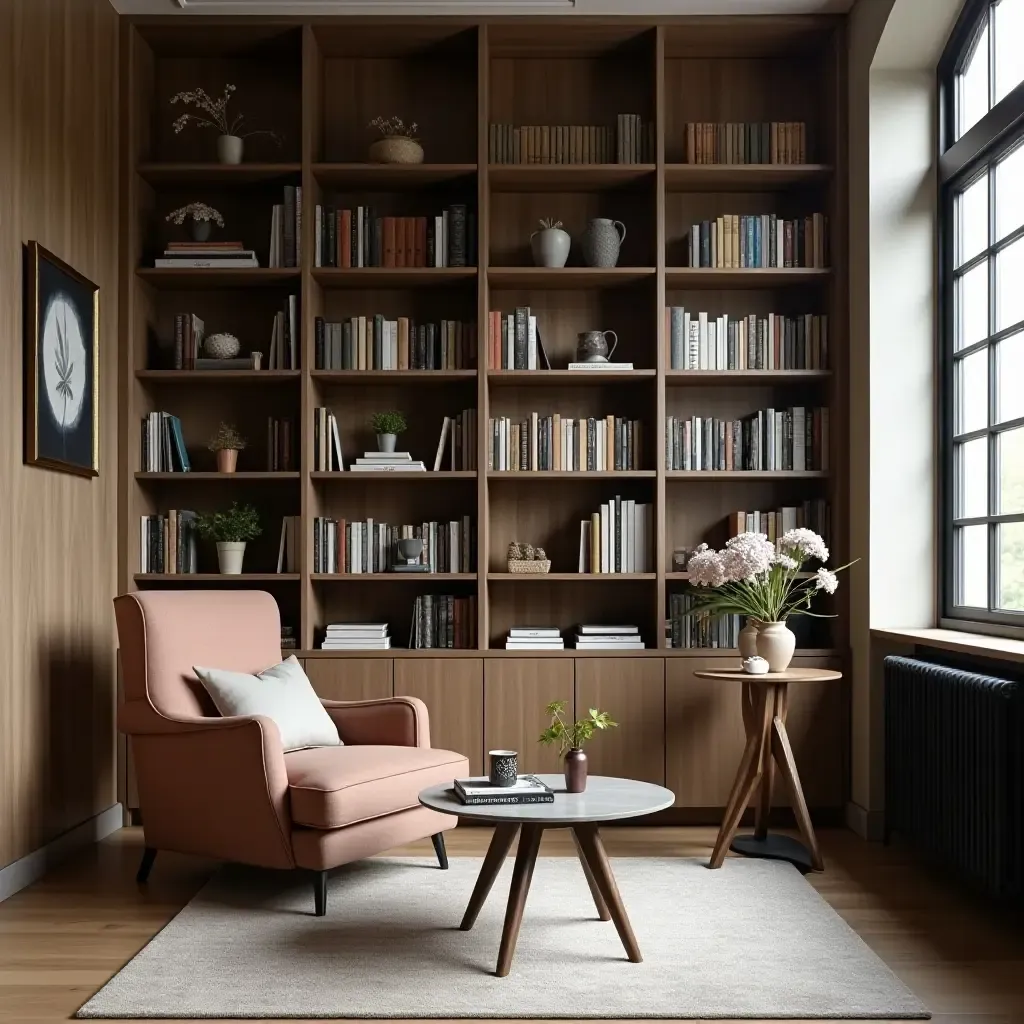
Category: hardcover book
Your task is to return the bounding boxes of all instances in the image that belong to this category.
[454,775,554,805]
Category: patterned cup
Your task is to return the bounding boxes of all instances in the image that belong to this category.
[488,750,518,787]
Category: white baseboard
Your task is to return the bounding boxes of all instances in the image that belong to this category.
[845,800,885,841]
[0,803,123,903]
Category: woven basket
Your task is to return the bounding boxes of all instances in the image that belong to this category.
[507,559,551,575]
[369,136,424,165]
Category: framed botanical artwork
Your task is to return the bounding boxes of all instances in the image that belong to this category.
[24,241,99,477]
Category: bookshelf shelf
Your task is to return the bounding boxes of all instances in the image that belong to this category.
[665,268,831,288]
[488,370,657,386]
[312,268,477,289]
[134,573,300,582]
[665,471,829,481]
[135,472,301,481]
[311,471,476,481]
[135,268,301,289]
[488,573,656,582]
[488,267,655,289]
[666,571,815,581]
[311,370,476,383]
[665,370,831,386]
[489,164,656,192]
[136,162,302,185]
[136,370,301,384]
[312,163,477,188]
[311,573,476,582]
[487,470,657,480]
[664,163,833,192]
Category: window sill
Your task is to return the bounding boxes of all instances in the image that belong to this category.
[871,627,1024,665]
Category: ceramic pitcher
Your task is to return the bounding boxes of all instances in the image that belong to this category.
[582,218,626,268]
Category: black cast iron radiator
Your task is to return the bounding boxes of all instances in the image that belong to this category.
[884,655,1023,899]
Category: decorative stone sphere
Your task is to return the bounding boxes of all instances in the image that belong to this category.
[204,332,240,359]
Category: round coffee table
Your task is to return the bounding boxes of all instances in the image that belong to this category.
[419,774,674,977]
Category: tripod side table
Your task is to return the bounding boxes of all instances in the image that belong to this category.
[694,666,842,872]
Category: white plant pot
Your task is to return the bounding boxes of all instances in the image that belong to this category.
[530,227,571,268]
[755,620,796,673]
[377,433,397,453]
[217,134,244,165]
[217,541,246,575]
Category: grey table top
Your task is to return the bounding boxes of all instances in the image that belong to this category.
[419,774,676,825]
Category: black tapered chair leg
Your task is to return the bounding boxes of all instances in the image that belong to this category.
[136,847,157,884]
[313,870,328,916]
[431,832,449,870]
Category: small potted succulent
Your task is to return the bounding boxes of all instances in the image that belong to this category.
[195,502,262,575]
[170,84,282,165]
[368,116,423,165]
[530,217,571,268]
[166,202,225,243]
[369,410,407,454]
[208,422,247,473]
[539,701,617,793]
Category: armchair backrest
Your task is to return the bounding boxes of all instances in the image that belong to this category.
[115,590,282,723]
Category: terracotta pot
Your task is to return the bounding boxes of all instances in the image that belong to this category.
[217,448,239,473]
[369,136,424,165]
[564,747,588,793]
[755,620,796,672]
[738,618,762,660]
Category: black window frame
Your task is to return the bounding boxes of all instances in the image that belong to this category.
[940,0,1024,633]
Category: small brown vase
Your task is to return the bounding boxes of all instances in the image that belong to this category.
[564,748,587,793]
[217,448,238,473]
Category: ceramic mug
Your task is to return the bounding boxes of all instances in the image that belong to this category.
[488,749,518,787]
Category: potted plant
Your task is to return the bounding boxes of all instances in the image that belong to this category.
[171,84,282,165]
[686,529,855,672]
[369,410,407,454]
[207,422,246,473]
[195,502,262,575]
[539,701,617,793]
[166,202,225,243]
[367,116,423,165]
[530,218,571,268]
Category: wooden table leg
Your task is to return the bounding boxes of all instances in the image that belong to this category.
[571,829,611,921]
[573,825,642,962]
[754,684,783,839]
[495,824,543,977]
[460,823,519,931]
[771,713,824,871]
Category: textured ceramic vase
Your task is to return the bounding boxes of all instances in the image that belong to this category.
[739,619,761,660]
[377,432,397,453]
[564,748,588,793]
[216,541,246,574]
[575,330,618,363]
[369,136,424,164]
[530,226,571,268]
[755,620,796,672]
[581,218,626,268]
[217,134,244,165]
[216,449,238,473]
[190,218,212,242]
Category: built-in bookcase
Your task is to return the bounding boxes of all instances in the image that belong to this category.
[120,16,846,656]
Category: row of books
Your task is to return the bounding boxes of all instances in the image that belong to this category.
[139,510,198,574]
[156,241,257,269]
[312,205,473,268]
[141,412,190,472]
[312,408,346,472]
[488,415,644,473]
[487,307,545,370]
[268,296,300,370]
[682,122,808,165]
[314,316,476,371]
[436,410,478,472]
[664,407,829,472]
[267,417,294,472]
[488,117,653,165]
[321,623,390,651]
[268,186,303,268]
[410,595,477,649]
[724,501,830,550]
[277,516,300,574]
[311,517,474,575]
[578,499,654,573]
[668,595,741,650]
[666,310,829,372]
[687,214,829,270]
[172,313,205,369]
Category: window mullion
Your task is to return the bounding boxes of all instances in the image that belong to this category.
[988,141,998,612]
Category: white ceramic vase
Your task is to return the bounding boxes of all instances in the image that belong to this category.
[738,619,761,660]
[755,620,796,672]
[217,134,244,165]
[377,433,397,453]
[530,226,571,268]
[217,541,246,575]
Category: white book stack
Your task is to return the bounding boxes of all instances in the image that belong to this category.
[155,244,258,269]
[352,452,426,472]
[505,627,564,650]
[566,362,634,371]
[573,624,644,650]
[321,623,391,650]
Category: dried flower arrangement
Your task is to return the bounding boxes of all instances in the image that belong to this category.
[507,541,551,574]
[170,84,281,143]
[537,218,564,230]
[165,202,225,227]
[369,116,420,140]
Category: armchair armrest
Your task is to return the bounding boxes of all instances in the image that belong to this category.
[321,696,430,748]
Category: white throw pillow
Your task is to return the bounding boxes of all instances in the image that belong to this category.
[192,656,342,752]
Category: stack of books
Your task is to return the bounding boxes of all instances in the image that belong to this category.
[455,775,554,805]
[268,186,302,269]
[320,623,391,651]
[141,411,190,472]
[315,316,476,371]
[505,627,564,650]
[687,214,828,269]
[573,625,644,650]
[488,414,644,472]
[280,626,298,651]
[140,510,198,574]
[156,242,258,269]
[578,498,653,573]
[352,452,426,473]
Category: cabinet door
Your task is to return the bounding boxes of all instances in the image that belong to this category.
[485,659,574,776]
[304,658,393,702]
[394,659,484,774]
[783,656,845,809]
[574,659,665,785]
[666,659,746,808]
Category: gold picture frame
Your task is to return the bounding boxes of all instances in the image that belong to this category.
[24,241,100,477]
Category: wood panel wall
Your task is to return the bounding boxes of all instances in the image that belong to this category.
[0,0,120,869]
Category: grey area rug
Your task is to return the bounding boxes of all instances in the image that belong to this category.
[78,856,928,1019]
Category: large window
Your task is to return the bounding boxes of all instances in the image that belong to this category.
[941,0,1024,630]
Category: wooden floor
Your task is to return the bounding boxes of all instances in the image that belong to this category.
[0,825,1022,1023]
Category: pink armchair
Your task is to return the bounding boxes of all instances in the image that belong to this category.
[115,590,468,915]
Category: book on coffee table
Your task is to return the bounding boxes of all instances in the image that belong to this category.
[454,775,554,805]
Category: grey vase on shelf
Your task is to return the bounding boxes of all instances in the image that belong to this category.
[581,218,626,268]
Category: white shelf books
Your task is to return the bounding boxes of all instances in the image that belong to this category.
[665,407,829,472]
[668,595,741,649]
[268,295,298,370]
[140,510,197,574]
[726,501,830,550]
[141,411,190,472]
[156,242,257,269]
[687,213,828,269]
[487,306,547,370]
[312,408,346,471]
[578,497,653,573]
[666,308,828,371]
[410,595,476,649]
[315,316,476,371]
[320,623,390,651]
[505,627,564,650]
[455,775,554,805]
[268,186,302,269]
[572,625,644,650]
[277,516,300,574]
[488,414,643,472]
[353,453,426,472]
[433,409,477,471]
[312,516,473,575]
